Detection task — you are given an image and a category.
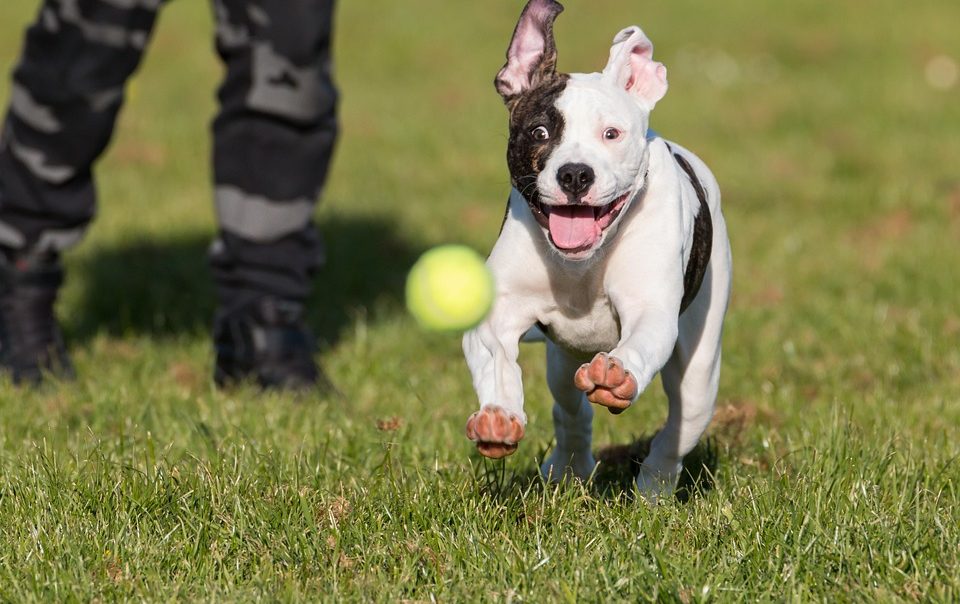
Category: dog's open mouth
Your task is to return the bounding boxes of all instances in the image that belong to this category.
[529,192,630,254]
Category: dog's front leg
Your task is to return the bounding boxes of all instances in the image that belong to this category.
[462,303,535,459]
[574,305,678,415]
[611,310,687,500]
[574,305,682,500]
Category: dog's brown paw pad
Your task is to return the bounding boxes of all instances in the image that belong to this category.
[574,352,638,414]
[465,405,525,459]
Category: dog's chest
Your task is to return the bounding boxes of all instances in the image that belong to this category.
[537,277,621,355]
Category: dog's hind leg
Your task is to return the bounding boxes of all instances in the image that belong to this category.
[540,340,597,482]
[637,256,730,502]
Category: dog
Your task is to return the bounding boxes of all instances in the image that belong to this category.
[462,0,732,502]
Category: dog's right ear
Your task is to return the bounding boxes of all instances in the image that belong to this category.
[494,0,564,105]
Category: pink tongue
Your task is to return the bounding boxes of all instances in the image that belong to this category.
[548,205,598,250]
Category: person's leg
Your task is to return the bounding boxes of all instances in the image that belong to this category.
[209,0,338,390]
[0,0,162,383]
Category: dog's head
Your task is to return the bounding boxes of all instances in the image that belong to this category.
[496,0,668,260]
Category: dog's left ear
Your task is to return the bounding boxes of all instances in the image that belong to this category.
[495,0,565,105]
[602,26,668,110]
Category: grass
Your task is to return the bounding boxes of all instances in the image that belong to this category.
[1,0,958,600]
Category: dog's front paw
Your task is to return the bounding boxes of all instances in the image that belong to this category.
[465,405,525,459]
[573,352,638,414]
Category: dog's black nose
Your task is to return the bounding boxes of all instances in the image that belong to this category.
[557,163,595,198]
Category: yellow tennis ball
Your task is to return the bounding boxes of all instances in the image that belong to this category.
[406,245,495,331]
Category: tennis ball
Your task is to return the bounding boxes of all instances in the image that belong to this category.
[406,245,494,331]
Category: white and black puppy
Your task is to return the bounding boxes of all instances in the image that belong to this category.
[462,0,732,501]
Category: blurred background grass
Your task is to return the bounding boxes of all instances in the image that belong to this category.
[0,0,958,600]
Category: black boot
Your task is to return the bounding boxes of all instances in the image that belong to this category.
[0,249,74,384]
[213,296,332,392]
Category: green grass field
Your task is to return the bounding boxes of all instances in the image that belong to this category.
[1,0,959,600]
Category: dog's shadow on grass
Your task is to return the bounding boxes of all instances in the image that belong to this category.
[65,215,423,345]
[476,435,719,504]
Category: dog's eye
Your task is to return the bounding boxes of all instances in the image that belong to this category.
[530,126,550,141]
[603,128,622,141]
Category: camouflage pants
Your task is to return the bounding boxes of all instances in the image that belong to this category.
[0,0,338,304]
